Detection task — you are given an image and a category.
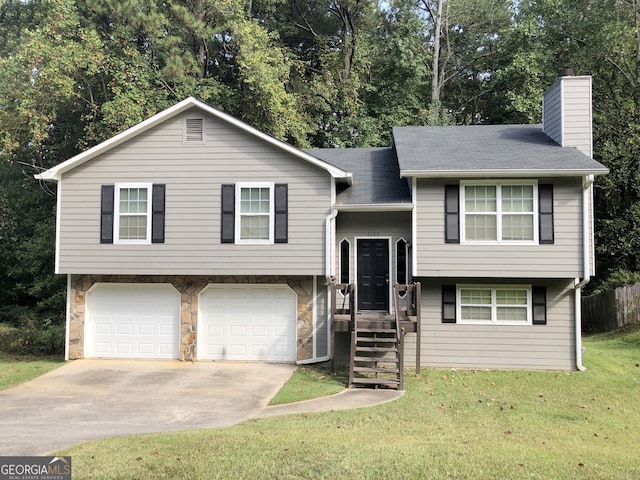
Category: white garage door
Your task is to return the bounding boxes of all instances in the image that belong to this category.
[85,283,180,359]
[198,284,297,362]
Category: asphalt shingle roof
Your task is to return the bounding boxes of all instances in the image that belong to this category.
[305,124,608,207]
[392,124,608,175]
[305,147,411,206]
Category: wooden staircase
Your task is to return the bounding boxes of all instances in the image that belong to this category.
[330,282,421,391]
[349,316,403,389]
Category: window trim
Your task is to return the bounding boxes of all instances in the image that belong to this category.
[338,238,351,297]
[395,238,410,299]
[460,180,539,245]
[235,182,274,245]
[456,284,533,326]
[114,183,153,245]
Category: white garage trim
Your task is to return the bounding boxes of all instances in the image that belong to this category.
[85,283,180,359]
[198,284,297,362]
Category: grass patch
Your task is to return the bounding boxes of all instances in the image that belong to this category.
[60,327,640,479]
[0,354,65,391]
[268,364,348,405]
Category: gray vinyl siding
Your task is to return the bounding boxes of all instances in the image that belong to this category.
[57,108,331,275]
[403,278,576,370]
[543,76,592,157]
[335,211,412,286]
[414,178,584,278]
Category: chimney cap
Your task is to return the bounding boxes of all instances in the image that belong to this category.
[559,68,574,77]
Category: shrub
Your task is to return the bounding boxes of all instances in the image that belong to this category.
[0,312,64,356]
[591,269,640,295]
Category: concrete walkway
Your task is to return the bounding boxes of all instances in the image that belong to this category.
[259,388,403,418]
[0,360,403,455]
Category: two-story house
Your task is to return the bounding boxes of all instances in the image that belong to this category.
[37,71,608,378]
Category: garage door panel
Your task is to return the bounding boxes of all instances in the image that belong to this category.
[115,323,133,336]
[199,285,296,362]
[86,284,180,359]
[230,325,247,336]
[252,326,268,337]
[116,344,133,354]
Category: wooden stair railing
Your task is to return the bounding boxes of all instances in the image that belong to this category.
[394,282,421,375]
[330,282,354,375]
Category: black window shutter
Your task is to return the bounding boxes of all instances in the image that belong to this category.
[151,184,166,244]
[274,184,288,243]
[539,184,554,244]
[221,184,235,243]
[100,185,114,244]
[532,286,547,325]
[445,185,460,243]
[442,285,457,323]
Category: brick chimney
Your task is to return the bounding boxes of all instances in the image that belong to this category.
[542,69,593,158]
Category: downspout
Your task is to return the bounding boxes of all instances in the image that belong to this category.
[65,274,71,361]
[575,174,594,372]
[305,178,339,365]
[296,204,338,365]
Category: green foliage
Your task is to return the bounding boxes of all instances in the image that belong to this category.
[0,0,640,329]
[589,269,640,295]
[0,317,65,356]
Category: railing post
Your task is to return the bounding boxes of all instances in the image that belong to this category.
[348,283,356,388]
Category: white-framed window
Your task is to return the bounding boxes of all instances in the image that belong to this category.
[235,183,274,244]
[184,117,205,143]
[461,181,538,243]
[457,285,532,325]
[396,238,410,298]
[114,183,152,244]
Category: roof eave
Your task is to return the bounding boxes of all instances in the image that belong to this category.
[36,97,352,183]
[399,168,609,178]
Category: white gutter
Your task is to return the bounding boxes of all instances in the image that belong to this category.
[302,211,336,366]
[411,177,418,277]
[574,174,595,372]
[400,168,608,179]
[65,274,71,361]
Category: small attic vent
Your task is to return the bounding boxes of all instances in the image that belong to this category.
[185,118,204,143]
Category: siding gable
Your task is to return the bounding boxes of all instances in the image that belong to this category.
[56,110,333,275]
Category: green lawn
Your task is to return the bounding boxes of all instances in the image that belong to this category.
[269,364,348,405]
[58,326,640,479]
[0,355,65,390]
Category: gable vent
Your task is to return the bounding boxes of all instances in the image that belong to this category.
[185,118,204,142]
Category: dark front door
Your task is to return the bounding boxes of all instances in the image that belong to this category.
[357,238,389,311]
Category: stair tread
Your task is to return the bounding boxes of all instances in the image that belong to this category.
[355,346,398,352]
[356,336,397,342]
[351,377,400,385]
[354,356,399,363]
[353,366,399,374]
[357,328,396,333]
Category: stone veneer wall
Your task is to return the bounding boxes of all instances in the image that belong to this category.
[68,274,315,362]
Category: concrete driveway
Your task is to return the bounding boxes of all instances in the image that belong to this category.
[0,360,295,455]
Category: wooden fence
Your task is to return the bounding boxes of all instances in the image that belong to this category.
[582,283,640,333]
